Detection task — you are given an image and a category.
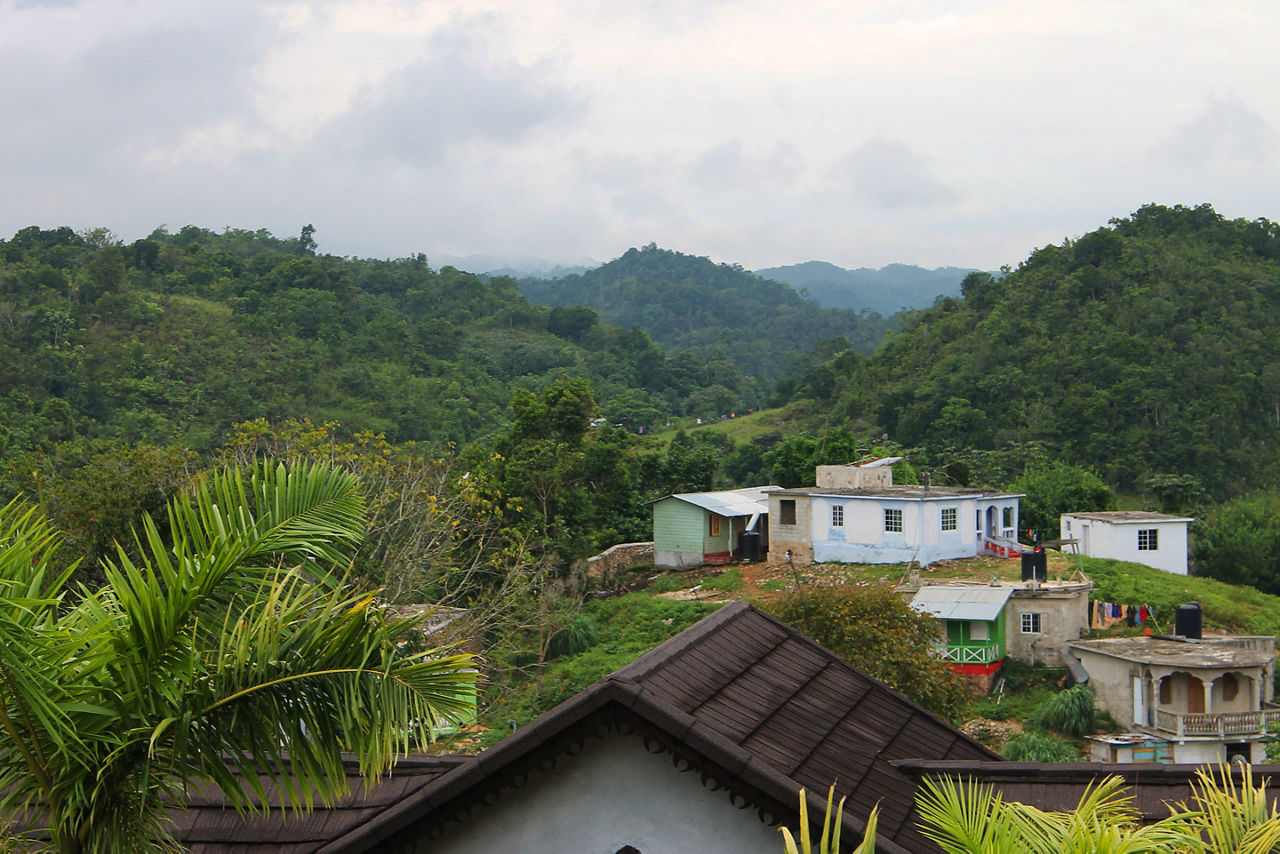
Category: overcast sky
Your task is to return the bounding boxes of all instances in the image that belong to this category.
[3,0,1278,271]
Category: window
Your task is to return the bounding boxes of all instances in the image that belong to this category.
[780,499,796,526]
[832,505,844,527]
[970,621,989,641]
[1138,528,1159,551]
[709,515,721,537]
[884,508,903,533]
[1002,507,1014,529]
[1021,612,1042,634]
[941,507,957,531]
[1222,672,1239,702]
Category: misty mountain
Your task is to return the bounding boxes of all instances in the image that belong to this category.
[756,261,978,315]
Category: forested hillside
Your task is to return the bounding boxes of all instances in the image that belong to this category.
[0,226,774,458]
[755,260,975,315]
[516,243,894,381]
[784,204,1280,498]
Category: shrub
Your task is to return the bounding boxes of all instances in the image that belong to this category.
[1033,684,1097,737]
[1002,730,1080,762]
[547,613,599,659]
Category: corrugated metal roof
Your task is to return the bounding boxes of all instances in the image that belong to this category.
[910,586,1013,621]
[665,486,779,517]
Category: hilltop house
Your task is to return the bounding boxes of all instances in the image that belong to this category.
[903,569,1093,692]
[1067,622,1280,764]
[651,486,777,569]
[160,602,1000,853]
[1059,511,1193,575]
[768,459,1024,568]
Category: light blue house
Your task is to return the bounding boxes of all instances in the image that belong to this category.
[768,459,1023,567]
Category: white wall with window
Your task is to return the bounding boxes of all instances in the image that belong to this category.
[1060,512,1192,575]
[796,487,1022,565]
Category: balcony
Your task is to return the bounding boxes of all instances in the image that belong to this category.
[1152,706,1280,738]
[933,643,1002,664]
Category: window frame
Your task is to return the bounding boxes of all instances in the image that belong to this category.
[832,504,844,527]
[941,507,957,532]
[884,507,903,533]
[1021,612,1042,634]
[1138,528,1159,551]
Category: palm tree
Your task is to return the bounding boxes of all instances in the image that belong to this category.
[785,766,1280,854]
[914,774,1202,853]
[0,461,476,853]
[781,785,877,854]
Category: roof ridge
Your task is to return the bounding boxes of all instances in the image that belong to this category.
[607,600,753,684]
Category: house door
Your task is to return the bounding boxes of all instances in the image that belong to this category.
[1187,675,1205,713]
[1132,675,1145,726]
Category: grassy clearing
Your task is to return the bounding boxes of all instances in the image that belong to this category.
[1082,557,1280,637]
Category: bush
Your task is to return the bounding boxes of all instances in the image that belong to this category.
[1002,730,1080,762]
[547,613,599,659]
[1032,684,1096,737]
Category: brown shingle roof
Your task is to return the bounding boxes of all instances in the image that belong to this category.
[312,601,998,853]
[170,755,464,853]
[151,601,998,852]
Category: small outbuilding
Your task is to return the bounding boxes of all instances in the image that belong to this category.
[1059,511,1193,575]
[651,486,777,570]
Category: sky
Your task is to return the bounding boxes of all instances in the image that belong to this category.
[2,0,1278,272]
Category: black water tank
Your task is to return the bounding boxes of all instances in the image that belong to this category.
[1021,548,1047,581]
[1176,603,1202,639]
[738,530,762,562]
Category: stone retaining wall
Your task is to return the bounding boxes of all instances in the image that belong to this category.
[586,541,653,583]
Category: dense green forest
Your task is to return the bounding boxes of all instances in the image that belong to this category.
[11,204,1280,594]
[773,204,1280,500]
[516,243,895,382]
[0,226,786,459]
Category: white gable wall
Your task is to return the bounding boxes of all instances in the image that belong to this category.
[421,733,781,854]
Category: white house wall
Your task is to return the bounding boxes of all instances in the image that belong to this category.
[421,733,781,854]
[810,496,1000,565]
[1060,516,1189,574]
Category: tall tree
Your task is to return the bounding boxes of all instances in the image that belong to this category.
[0,461,475,853]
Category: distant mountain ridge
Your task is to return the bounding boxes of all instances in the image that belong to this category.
[516,244,894,383]
[756,261,979,315]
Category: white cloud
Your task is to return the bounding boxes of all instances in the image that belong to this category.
[3,0,1280,270]
[1158,96,1280,170]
